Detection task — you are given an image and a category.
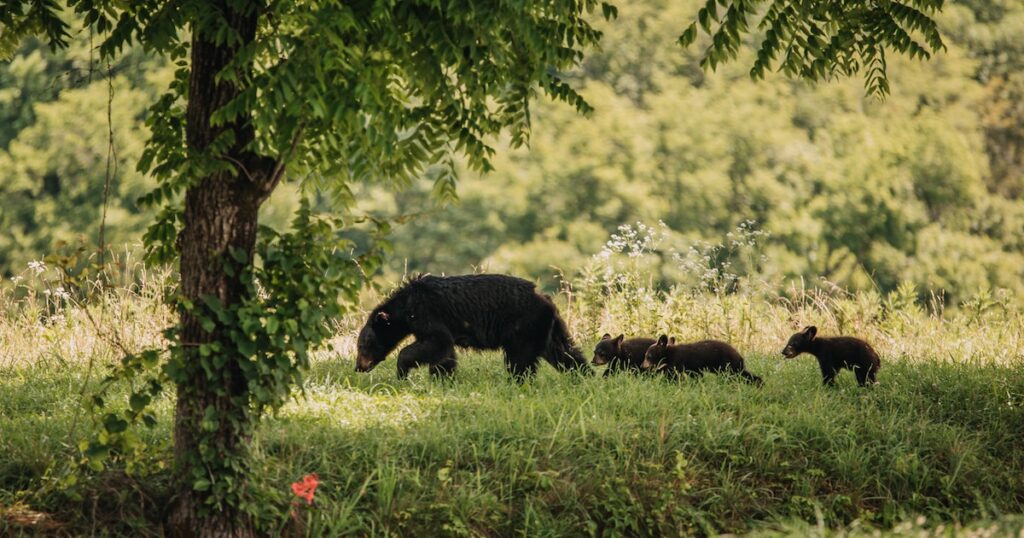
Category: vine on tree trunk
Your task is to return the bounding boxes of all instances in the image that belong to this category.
[75,199,390,528]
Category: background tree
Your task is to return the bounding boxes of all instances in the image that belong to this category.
[355,1,1024,305]
[2,0,947,535]
[0,34,164,273]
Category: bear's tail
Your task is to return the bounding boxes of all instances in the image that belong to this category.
[543,309,592,375]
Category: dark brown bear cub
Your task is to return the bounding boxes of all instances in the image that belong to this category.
[641,335,763,385]
[781,326,880,386]
[592,334,656,376]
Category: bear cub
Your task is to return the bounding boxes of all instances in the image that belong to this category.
[781,326,880,386]
[642,335,763,385]
[592,334,657,376]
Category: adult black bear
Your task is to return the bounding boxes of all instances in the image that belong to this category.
[781,326,880,386]
[355,274,590,380]
[641,335,763,385]
[592,334,657,376]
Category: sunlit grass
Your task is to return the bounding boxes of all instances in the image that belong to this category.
[1,259,1023,535]
[260,350,1024,536]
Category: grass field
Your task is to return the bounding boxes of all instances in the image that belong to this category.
[2,269,1024,536]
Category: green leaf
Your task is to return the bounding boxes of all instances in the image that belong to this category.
[229,247,248,264]
[103,414,129,434]
[601,2,618,20]
[129,393,151,413]
[678,23,698,48]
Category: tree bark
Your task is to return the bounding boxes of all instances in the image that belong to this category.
[170,179,261,537]
[169,4,274,536]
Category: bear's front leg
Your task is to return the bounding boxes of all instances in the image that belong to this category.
[602,358,623,377]
[818,359,839,387]
[429,355,458,378]
[396,341,434,380]
[397,329,455,380]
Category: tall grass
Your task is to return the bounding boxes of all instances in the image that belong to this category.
[1,240,1023,536]
[568,222,1024,367]
[0,250,172,372]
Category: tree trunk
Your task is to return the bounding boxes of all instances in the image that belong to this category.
[170,178,261,537]
[169,4,275,536]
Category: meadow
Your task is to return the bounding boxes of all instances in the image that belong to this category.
[1,257,1023,537]
[2,1,1022,536]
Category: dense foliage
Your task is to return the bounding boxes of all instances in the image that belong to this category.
[4,1,1020,306]
[362,0,1024,305]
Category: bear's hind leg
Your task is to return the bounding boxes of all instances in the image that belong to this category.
[503,343,541,383]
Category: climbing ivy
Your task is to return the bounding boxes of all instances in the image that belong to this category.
[80,200,390,513]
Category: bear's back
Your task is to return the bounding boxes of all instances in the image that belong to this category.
[671,339,742,369]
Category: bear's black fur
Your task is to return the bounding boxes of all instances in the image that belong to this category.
[782,326,880,386]
[641,335,763,385]
[355,274,590,380]
[592,334,657,376]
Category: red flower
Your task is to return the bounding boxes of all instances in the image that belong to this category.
[291,473,319,505]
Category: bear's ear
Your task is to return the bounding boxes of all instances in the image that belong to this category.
[614,334,625,344]
[668,336,676,346]
[601,333,611,340]
[375,311,390,325]
[803,326,817,339]
[657,334,669,346]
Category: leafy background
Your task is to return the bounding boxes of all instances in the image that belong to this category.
[1,0,1022,305]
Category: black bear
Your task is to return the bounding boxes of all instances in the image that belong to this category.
[355,274,590,380]
[781,326,880,386]
[641,335,763,385]
[592,334,657,376]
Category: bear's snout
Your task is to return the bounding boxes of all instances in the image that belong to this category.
[355,353,378,372]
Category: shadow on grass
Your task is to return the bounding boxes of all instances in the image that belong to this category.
[251,353,1024,536]
[1,354,1022,535]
